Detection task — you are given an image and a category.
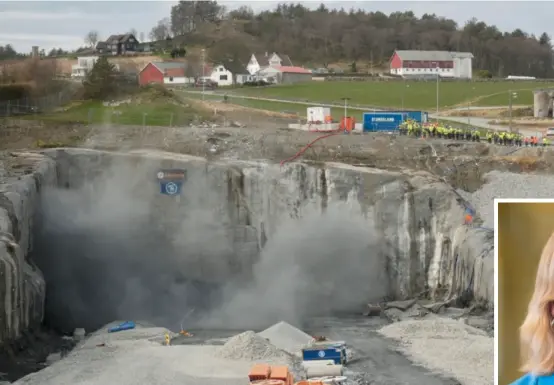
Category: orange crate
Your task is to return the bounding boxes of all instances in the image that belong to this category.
[269,366,289,382]
[249,364,271,381]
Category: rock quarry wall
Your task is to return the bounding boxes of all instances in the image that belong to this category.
[0,148,494,341]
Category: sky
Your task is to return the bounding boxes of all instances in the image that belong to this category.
[1,1,553,53]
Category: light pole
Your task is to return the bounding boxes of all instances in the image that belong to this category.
[436,66,440,116]
[201,48,205,101]
[341,97,350,119]
[509,91,518,132]
[467,87,475,125]
[401,82,409,110]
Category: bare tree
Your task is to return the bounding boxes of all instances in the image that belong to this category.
[85,30,99,48]
[129,28,138,36]
[149,18,171,41]
[185,55,200,78]
[139,32,145,42]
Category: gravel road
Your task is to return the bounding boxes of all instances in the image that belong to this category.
[458,170,554,228]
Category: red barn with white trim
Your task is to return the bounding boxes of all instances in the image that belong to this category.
[138,61,191,86]
[389,50,473,79]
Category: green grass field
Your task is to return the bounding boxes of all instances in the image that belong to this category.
[26,99,209,126]
[233,81,554,110]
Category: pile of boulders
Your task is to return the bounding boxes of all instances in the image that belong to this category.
[366,299,493,335]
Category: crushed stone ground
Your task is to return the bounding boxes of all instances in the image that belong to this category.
[258,321,314,355]
[458,170,554,228]
[13,324,255,385]
[378,318,493,385]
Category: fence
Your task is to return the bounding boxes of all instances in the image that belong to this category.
[0,87,77,117]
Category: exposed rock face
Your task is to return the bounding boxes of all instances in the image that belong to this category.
[0,148,493,343]
[0,153,55,342]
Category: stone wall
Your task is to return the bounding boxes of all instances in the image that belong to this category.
[0,152,56,342]
[0,148,494,342]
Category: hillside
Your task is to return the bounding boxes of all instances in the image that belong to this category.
[157,2,554,77]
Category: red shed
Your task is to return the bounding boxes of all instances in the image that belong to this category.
[138,61,187,86]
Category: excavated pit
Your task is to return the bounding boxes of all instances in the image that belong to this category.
[0,148,493,379]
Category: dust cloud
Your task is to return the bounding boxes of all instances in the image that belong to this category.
[33,157,230,334]
[200,202,389,330]
[33,155,388,334]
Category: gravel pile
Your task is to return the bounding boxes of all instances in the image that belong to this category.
[378,318,493,385]
[258,321,314,355]
[13,325,253,385]
[215,331,294,363]
[458,170,554,228]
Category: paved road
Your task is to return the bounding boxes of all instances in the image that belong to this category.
[172,316,462,385]
[431,115,542,137]
[308,316,461,385]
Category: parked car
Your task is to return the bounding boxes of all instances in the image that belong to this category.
[194,79,217,89]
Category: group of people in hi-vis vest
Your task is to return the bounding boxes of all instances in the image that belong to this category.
[398,119,552,147]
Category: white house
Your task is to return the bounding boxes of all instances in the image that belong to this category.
[71,56,120,78]
[210,60,249,86]
[210,64,234,86]
[246,52,293,75]
[71,56,98,78]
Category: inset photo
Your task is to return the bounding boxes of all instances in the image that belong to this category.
[498,200,554,385]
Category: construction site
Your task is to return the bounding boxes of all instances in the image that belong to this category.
[2,89,542,385]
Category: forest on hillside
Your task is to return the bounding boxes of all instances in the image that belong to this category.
[154,1,554,78]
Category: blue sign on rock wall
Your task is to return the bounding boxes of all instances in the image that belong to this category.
[157,169,186,196]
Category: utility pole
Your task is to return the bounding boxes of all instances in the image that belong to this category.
[370,51,374,76]
[201,48,205,101]
[402,80,409,110]
[509,91,518,132]
[436,66,440,116]
[341,97,350,119]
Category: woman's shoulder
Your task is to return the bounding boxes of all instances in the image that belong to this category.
[511,373,554,384]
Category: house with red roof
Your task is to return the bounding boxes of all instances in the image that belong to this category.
[258,65,312,84]
[138,61,193,86]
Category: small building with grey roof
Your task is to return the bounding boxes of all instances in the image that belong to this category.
[390,50,474,79]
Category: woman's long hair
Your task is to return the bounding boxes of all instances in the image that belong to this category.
[520,233,554,374]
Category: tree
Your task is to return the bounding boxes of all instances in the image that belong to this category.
[85,30,99,48]
[129,28,138,36]
[170,47,186,58]
[139,32,145,42]
[157,2,554,78]
[150,18,171,41]
[83,56,117,100]
[540,32,551,47]
[170,0,223,35]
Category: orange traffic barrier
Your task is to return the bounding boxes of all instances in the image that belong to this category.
[339,117,355,132]
[269,366,289,382]
[464,213,473,225]
[249,364,271,381]
[251,380,285,385]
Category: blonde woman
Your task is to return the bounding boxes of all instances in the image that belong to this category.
[512,234,554,384]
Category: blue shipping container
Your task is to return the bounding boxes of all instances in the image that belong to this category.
[370,110,428,123]
[302,346,347,365]
[386,110,428,123]
[363,112,405,132]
